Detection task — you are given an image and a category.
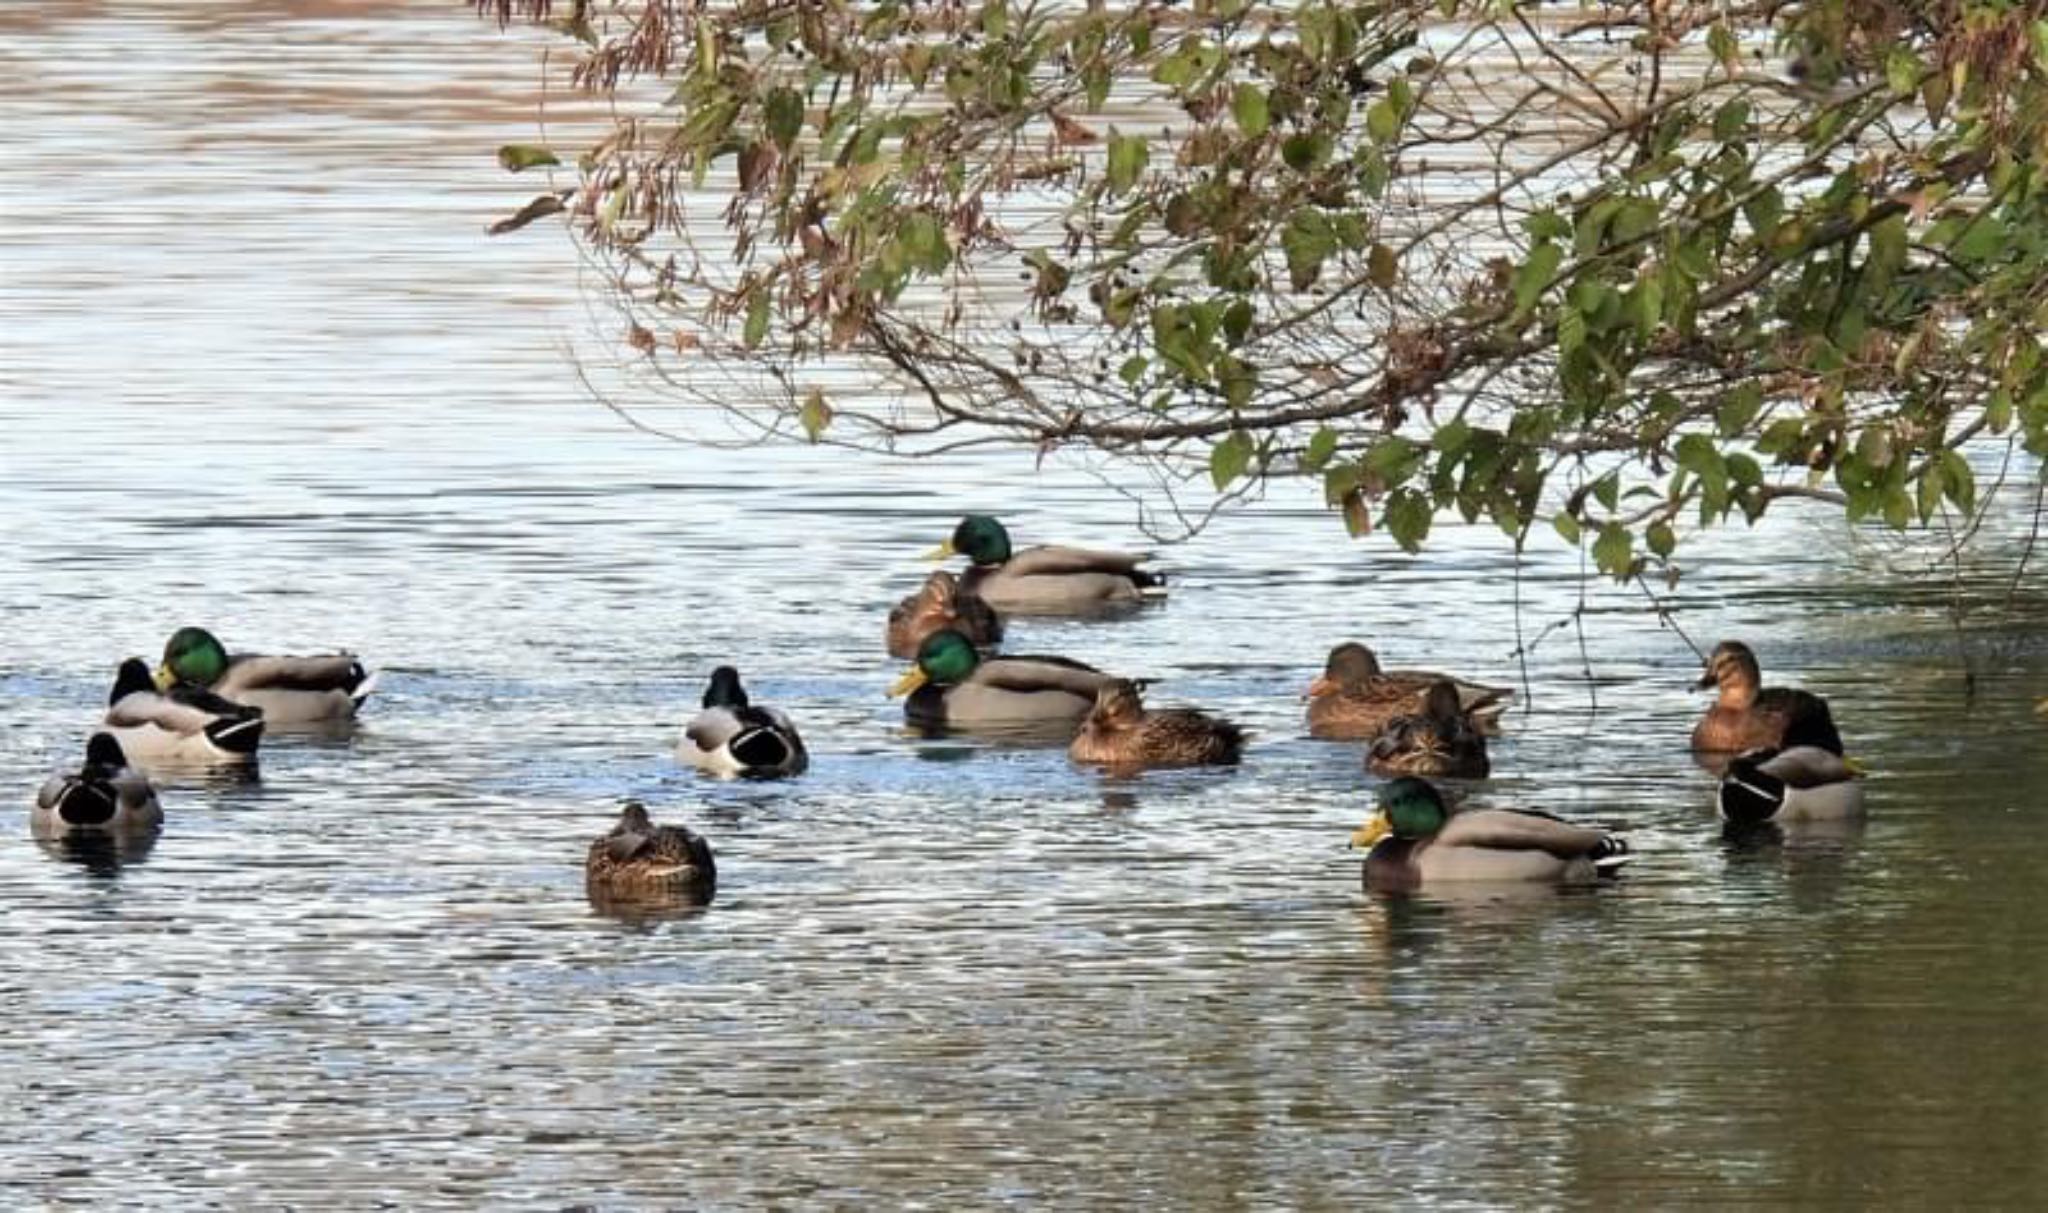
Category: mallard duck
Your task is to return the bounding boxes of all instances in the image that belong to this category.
[889,628,1118,731]
[585,801,715,898]
[886,569,1003,659]
[926,514,1165,613]
[33,733,163,837]
[103,658,264,766]
[1718,713,1866,825]
[157,626,376,725]
[1366,680,1490,779]
[1349,776,1632,891]
[1692,640,1843,755]
[677,666,807,778]
[1306,642,1512,739]
[1068,679,1246,769]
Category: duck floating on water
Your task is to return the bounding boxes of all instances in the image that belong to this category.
[1691,640,1843,755]
[1366,680,1491,780]
[677,666,808,779]
[1306,641,1512,739]
[34,733,163,838]
[1349,777,1631,892]
[889,628,1118,733]
[585,801,715,902]
[103,657,264,767]
[1068,679,1245,770]
[926,514,1165,613]
[157,626,376,725]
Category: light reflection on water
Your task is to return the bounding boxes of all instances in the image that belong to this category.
[3,1,2047,1206]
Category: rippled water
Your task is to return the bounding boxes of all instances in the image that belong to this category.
[5,2,2048,1205]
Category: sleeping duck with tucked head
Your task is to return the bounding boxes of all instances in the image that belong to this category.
[886,569,1003,659]
[889,628,1119,733]
[104,657,264,767]
[157,626,377,725]
[1068,679,1245,770]
[677,666,808,779]
[1305,641,1512,739]
[1692,639,1843,756]
[1349,777,1632,892]
[34,733,164,838]
[1717,713,1866,826]
[926,514,1165,613]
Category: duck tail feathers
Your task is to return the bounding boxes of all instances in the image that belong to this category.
[1591,835,1632,876]
[728,726,798,775]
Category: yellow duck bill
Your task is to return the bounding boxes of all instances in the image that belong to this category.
[1349,812,1392,850]
[920,539,957,562]
[887,667,930,697]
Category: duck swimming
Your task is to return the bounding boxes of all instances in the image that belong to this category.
[886,569,1003,659]
[677,666,808,779]
[1068,679,1245,770]
[1366,680,1491,779]
[889,628,1118,732]
[585,801,715,899]
[103,658,264,766]
[926,514,1164,613]
[1717,715,1866,826]
[157,626,376,725]
[33,733,163,838]
[1305,641,1512,739]
[1691,640,1843,755]
[1349,777,1632,892]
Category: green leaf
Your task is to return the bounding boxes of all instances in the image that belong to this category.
[799,388,832,442]
[1231,84,1270,137]
[1885,47,1924,97]
[1222,299,1254,346]
[1434,418,1473,456]
[764,88,805,149]
[1592,523,1633,578]
[1282,211,1337,292]
[1940,449,1977,514]
[1711,100,1749,141]
[1210,430,1254,490]
[1511,241,1564,320]
[1304,427,1339,472]
[743,290,771,349]
[1281,132,1329,172]
[1552,512,1582,546]
[1385,489,1432,553]
[497,144,560,173]
[1646,521,1676,558]
[1117,355,1148,386]
[1365,99,1399,144]
[1106,132,1148,195]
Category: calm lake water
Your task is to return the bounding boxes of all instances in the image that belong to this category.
[4,2,2047,1206]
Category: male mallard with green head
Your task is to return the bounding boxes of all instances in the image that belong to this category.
[1305,641,1511,739]
[889,628,1118,732]
[1366,680,1491,779]
[886,569,1003,659]
[926,514,1165,613]
[1349,777,1631,892]
[1691,640,1842,755]
[104,657,264,767]
[34,734,163,838]
[677,666,808,779]
[1069,679,1245,770]
[585,801,715,899]
[158,626,376,725]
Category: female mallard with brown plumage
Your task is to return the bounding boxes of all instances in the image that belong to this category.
[1692,640,1843,755]
[1068,679,1245,770]
[1349,777,1631,892]
[886,570,1003,659]
[1366,680,1490,779]
[926,514,1165,613]
[585,802,716,900]
[1305,642,1511,739]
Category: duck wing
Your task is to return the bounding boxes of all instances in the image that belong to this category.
[219,654,370,695]
[107,690,229,735]
[1756,745,1856,788]
[1436,808,1620,860]
[972,655,1114,697]
[1002,545,1153,578]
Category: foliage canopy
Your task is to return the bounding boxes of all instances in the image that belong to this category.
[479,0,2048,575]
